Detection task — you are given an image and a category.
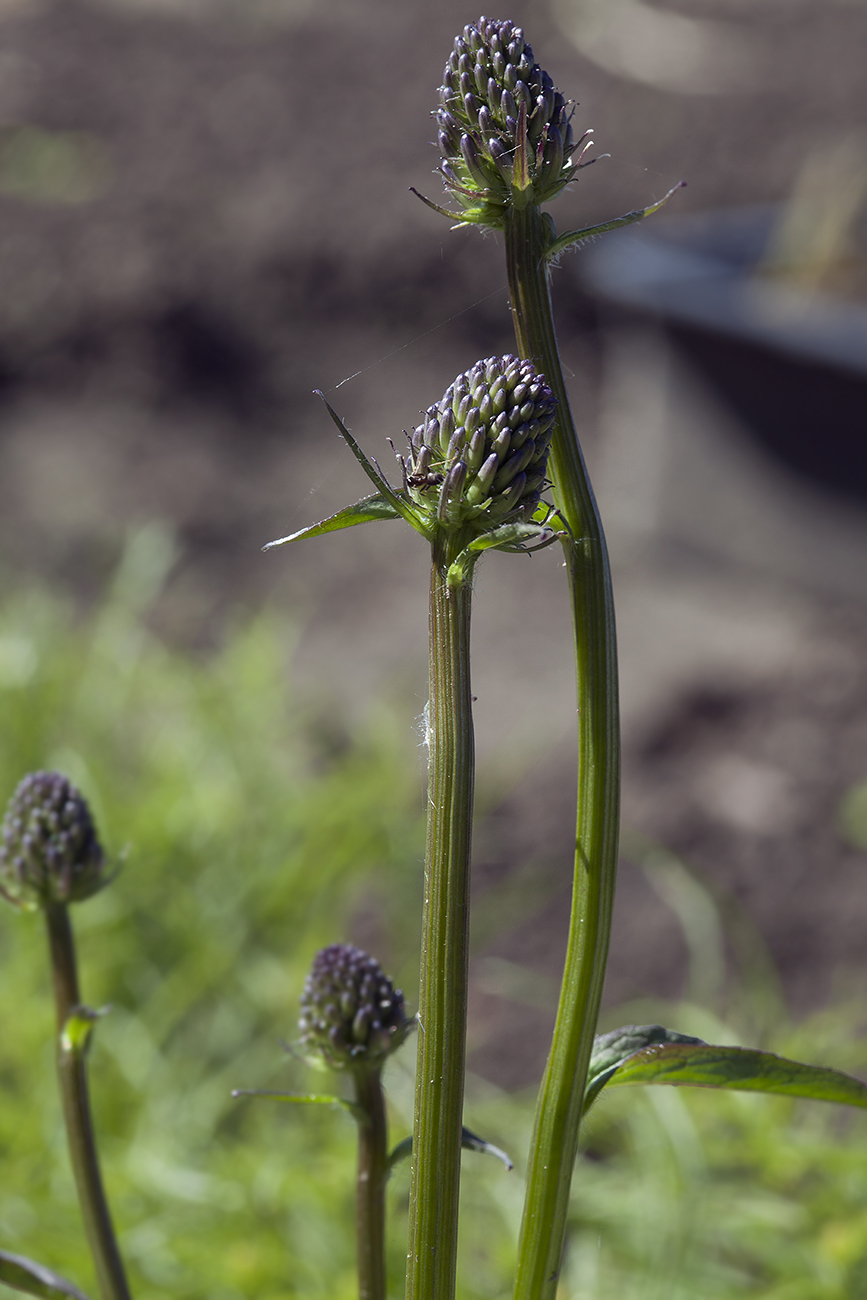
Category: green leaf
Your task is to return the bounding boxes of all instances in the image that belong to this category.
[59,1005,106,1056]
[585,1025,705,1113]
[231,1089,366,1123]
[386,1126,513,1173]
[262,494,400,550]
[546,181,685,263]
[0,1248,92,1300]
[584,1024,867,1115]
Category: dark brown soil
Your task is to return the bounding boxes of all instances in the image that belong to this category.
[2,0,866,1089]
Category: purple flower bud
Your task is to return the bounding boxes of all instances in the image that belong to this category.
[466,428,487,471]
[460,132,490,190]
[436,3,583,223]
[405,356,556,529]
[299,944,410,1072]
[467,451,499,502]
[478,105,494,137]
[489,137,513,183]
[500,88,518,121]
[1,772,106,911]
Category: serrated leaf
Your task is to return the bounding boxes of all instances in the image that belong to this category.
[584,1024,867,1115]
[386,1126,513,1173]
[263,494,400,550]
[0,1248,92,1300]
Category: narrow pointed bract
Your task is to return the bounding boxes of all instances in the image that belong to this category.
[265,357,557,559]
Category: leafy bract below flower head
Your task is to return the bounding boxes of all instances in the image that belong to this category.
[0,771,106,911]
[300,944,411,1073]
[264,356,564,569]
[404,353,555,532]
[435,16,590,226]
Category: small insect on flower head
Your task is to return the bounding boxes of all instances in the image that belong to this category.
[400,354,556,534]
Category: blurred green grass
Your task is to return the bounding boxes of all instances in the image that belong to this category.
[2,528,867,1299]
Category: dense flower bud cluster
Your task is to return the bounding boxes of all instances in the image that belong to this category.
[300,944,410,1071]
[436,16,587,223]
[404,354,555,531]
[0,771,106,910]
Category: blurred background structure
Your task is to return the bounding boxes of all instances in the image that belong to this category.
[1,0,866,1088]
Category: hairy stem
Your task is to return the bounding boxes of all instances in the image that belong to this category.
[406,535,475,1300]
[504,204,621,1300]
[353,1068,388,1300]
[44,903,133,1300]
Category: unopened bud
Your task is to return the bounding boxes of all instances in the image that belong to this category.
[0,772,106,911]
[404,355,555,531]
[434,17,581,225]
[299,944,410,1072]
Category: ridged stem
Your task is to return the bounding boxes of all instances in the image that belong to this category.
[504,204,621,1300]
[406,535,475,1300]
[44,903,133,1300]
[353,1068,388,1300]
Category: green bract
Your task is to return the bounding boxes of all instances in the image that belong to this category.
[433,16,590,226]
[299,944,411,1073]
[0,771,106,911]
[264,355,563,571]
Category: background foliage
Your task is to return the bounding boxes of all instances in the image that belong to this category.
[2,534,867,1299]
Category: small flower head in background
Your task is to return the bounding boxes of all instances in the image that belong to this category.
[300,943,411,1072]
[0,771,106,910]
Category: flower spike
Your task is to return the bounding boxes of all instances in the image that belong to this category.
[433,17,579,228]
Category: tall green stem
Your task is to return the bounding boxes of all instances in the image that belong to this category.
[504,204,621,1300]
[353,1068,388,1300]
[44,903,133,1300]
[406,534,475,1300]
